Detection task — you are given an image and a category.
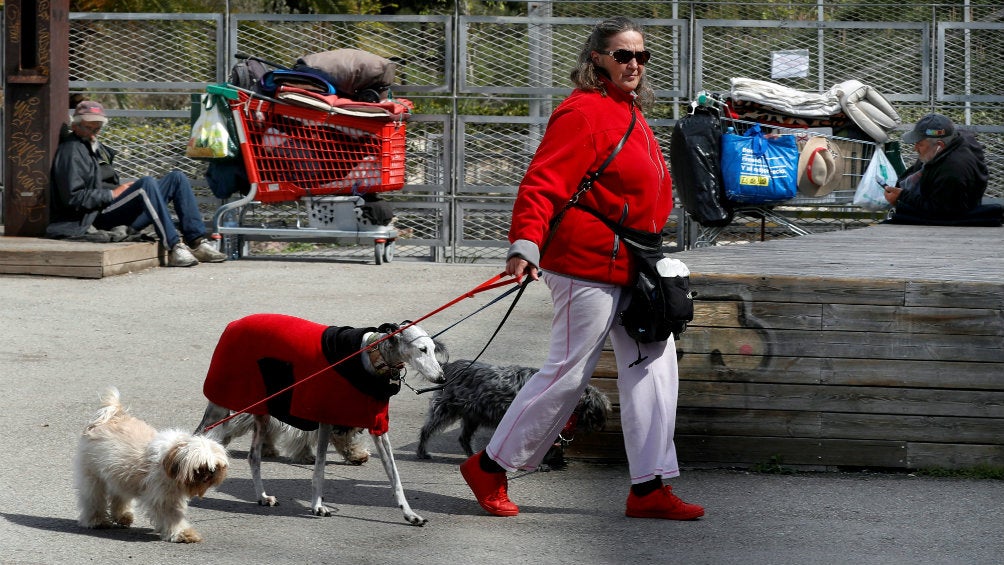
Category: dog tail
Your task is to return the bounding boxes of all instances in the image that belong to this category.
[89,386,126,426]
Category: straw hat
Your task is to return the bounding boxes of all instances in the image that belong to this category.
[797,137,843,197]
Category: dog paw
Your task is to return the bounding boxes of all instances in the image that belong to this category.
[416,450,431,459]
[258,495,279,507]
[113,511,134,527]
[344,451,369,465]
[405,513,428,526]
[312,505,333,517]
[169,528,203,543]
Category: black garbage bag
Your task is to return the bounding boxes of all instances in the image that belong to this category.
[206,159,250,200]
[669,107,733,227]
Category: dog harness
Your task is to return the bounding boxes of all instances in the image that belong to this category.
[203,313,400,435]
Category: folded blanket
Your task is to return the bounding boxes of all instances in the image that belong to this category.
[275,85,412,119]
[730,77,901,142]
[729,99,853,129]
[730,77,842,117]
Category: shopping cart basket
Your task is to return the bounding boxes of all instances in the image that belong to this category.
[676,94,880,248]
[208,84,409,264]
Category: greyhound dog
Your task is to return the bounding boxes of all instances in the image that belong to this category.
[196,314,447,525]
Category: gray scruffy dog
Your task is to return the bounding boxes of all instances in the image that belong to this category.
[416,360,611,469]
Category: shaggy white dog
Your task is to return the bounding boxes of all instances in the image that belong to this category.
[74,387,229,543]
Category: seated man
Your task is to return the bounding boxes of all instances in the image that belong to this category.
[882,113,998,226]
[47,101,227,266]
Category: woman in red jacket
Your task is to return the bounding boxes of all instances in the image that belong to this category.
[460,16,704,521]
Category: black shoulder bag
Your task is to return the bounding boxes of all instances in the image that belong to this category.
[570,105,694,345]
[575,205,694,343]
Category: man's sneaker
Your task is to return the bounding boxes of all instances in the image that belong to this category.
[167,243,199,267]
[190,239,227,263]
[460,451,519,517]
[625,485,704,520]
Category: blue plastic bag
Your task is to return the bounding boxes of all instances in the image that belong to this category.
[720,123,799,205]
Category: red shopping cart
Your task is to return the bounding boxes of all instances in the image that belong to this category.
[208,85,411,264]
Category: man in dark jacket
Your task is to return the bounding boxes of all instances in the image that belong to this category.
[48,101,226,266]
[882,113,996,224]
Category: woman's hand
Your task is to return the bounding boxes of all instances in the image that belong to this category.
[505,256,539,281]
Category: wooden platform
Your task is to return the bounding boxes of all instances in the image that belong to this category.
[0,235,160,278]
[568,224,1004,471]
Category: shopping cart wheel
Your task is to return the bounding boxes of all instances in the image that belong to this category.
[374,239,395,265]
[383,240,395,263]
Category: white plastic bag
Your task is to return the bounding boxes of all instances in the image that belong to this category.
[186,94,236,160]
[853,149,897,210]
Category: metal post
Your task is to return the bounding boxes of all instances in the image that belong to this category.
[3,0,69,237]
[817,0,825,92]
[527,1,553,145]
[963,0,971,125]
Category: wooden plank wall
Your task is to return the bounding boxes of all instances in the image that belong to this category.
[0,237,160,278]
[567,225,1004,470]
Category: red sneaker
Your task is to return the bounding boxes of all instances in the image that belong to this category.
[625,485,704,520]
[460,451,519,517]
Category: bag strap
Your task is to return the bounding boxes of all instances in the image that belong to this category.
[542,104,638,256]
[465,104,638,379]
[569,105,638,207]
[574,202,662,255]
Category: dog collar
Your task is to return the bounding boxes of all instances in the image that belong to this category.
[366,334,404,378]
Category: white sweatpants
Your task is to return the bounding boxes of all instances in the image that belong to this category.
[486,271,681,483]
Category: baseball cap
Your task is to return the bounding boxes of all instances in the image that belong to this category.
[73,100,108,124]
[902,113,954,145]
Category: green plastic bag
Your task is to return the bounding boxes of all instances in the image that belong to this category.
[185,93,238,160]
[883,140,907,177]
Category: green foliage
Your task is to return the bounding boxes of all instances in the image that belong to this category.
[410,96,533,117]
[283,242,321,252]
[70,0,229,12]
[914,465,1004,480]
[286,0,387,14]
[68,0,523,15]
[751,455,796,475]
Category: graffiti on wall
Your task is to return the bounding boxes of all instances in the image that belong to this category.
[4,0,56,231]
[8,93,49,224]
[678,287,776,372]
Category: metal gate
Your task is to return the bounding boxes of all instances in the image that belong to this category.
[3,3,1002,259]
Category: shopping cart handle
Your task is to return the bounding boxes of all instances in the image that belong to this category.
[206,83,239,100]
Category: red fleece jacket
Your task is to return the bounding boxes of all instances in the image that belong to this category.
[508,79,673,286]
[203,314,392,435]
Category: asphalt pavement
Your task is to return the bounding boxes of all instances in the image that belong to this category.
[1,257,1001,565]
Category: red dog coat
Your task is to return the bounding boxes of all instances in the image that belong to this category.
[203,313,397,435]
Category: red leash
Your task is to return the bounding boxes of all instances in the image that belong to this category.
[200,272,521,432]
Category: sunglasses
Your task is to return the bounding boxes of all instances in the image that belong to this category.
[603,49,651,65]
[77,122,103,134]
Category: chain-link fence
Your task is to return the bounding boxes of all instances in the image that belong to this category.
[3,1,1002,259]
